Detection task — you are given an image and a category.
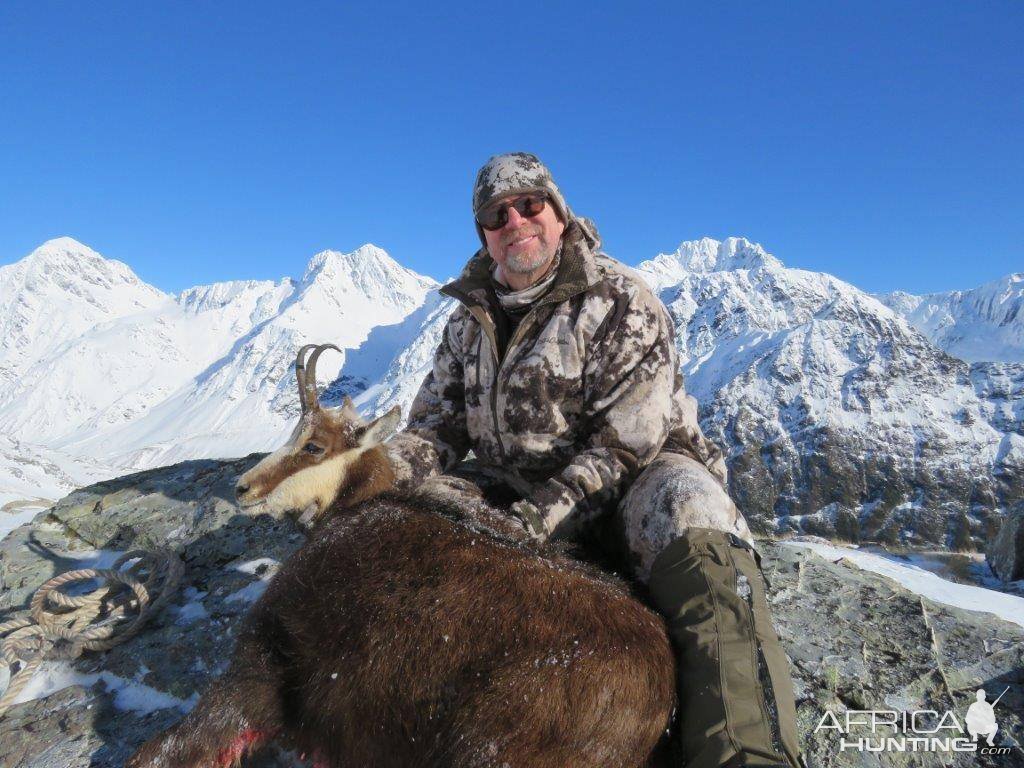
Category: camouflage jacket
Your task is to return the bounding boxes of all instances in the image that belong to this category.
[387,218,727,538]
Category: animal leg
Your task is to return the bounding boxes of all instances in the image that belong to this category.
[127,625,286,768]
[127,672,281,768]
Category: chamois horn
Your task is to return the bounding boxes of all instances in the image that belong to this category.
[303,343,342,411]
[294,344,320,413]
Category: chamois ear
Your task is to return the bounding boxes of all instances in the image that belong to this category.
[358,405,402,448]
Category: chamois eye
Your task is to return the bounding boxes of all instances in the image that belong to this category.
[303,442,325,455]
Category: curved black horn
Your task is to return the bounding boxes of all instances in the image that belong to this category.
[294,344,319,413]
[304,343,343,411]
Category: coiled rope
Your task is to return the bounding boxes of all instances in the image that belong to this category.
[0,549,183,717]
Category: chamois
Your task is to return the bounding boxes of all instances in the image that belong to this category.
[128,344,676,768]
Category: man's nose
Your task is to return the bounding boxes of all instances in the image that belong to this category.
[504,205,526,229]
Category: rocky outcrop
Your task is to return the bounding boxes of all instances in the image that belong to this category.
[987,503,1024,582]
[1,459,1022,767]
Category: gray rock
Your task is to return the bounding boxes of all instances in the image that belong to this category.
[1,459,1022,767]
[987,502,1024,582]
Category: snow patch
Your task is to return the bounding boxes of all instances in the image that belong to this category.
[6,660,197,715]
[782,539,1024,629]
[232,557,280,579]
[225,580,269,604]
[0,505,46,543]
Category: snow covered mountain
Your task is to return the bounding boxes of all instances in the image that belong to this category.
[0,238,437,498]
[632,238,1022,546]
[336,288,458,419]
[875,273,1024,363]
[0,434,114,509]
[0,237,165,388]
[357,237,1023,547]
[1,235,1020,550]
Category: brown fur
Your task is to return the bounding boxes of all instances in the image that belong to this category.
[130,484,675,768]
[332,445,396,509]
[129,346,676,767]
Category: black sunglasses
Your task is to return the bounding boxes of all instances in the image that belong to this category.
[476,193,549,231]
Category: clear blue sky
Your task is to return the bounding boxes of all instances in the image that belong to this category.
[2,2,1020,295]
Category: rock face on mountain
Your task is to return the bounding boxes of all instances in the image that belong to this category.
[988,502,1024,582]
[631,238,1023,549]
[1,461,1021,767]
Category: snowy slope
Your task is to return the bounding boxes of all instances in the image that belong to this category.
[876,273,1024,363]
[0,239,437,470]
[65,246,437,468]
[782,539,1024,628]
[0,278,293,447]
[0,434,115,509]
[340,289,458,419]
[0,238,165,388]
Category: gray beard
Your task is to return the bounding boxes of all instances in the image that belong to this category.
[504,238,558,275]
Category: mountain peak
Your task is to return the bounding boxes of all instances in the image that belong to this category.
[302,243,407,283]
[0,238,167,376]
[668,236,781,273]
[300,244,438,293]
[16,236,156,289]
[26,236,105,264]
[295,244,438,322]
[636,236,782,293]
[33,235,95,252]
[877,270,1024,363]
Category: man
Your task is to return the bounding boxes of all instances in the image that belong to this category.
[386,152,803,768]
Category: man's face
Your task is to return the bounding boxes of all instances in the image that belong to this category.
[481,193,565,278]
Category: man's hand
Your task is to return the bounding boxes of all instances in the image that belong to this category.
[509,500,549,541]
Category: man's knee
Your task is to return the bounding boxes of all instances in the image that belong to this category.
[620,452,752,582]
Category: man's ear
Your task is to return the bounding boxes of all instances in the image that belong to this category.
[358,405,402,448]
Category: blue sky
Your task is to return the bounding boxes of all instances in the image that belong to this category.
[1,2,1020,295]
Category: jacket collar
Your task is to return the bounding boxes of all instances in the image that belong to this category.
[440,218,603,311]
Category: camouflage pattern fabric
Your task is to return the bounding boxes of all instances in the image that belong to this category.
[619,451,752,583]
[471,151,570,245]
[385,198,803,767]
[387,217,730,542]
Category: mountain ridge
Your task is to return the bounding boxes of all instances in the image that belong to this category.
[1,235,1020,549]
[875,271,1024,363]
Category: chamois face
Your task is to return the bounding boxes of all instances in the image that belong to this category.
[235,344,400,521]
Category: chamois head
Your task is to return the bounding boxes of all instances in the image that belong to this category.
[235,343,401,524]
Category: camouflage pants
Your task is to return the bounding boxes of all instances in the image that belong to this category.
[618,451,753,584]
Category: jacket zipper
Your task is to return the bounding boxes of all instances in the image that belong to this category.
[467,305,507,464]
[467,304,537,467]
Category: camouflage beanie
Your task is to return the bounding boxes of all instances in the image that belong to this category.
[472,152,572,245]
